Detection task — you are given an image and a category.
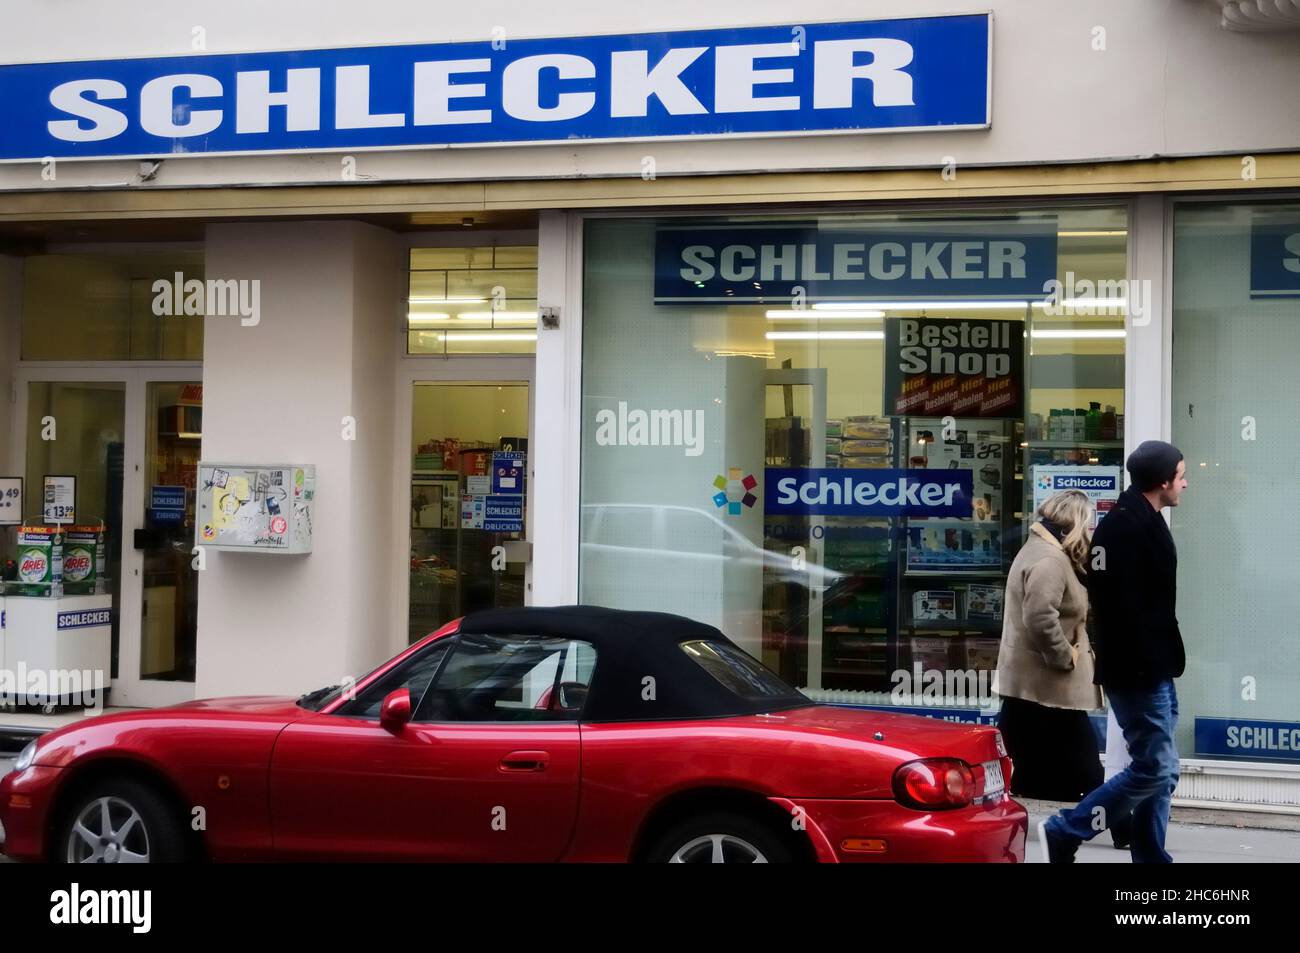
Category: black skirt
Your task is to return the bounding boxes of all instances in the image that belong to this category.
[996,695,1102,801]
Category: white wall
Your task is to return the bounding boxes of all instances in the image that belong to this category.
[196,221,402,696]
[1,1,1298,192]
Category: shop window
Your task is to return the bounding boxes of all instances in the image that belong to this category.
[407,245,537,355]
[579,206,1128,713]
[1172,199,1300,765]
[21,250,204,361]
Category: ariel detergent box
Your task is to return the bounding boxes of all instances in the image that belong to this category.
[14,525,63,596]
[62,525,105,595]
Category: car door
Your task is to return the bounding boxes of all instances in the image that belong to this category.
[269,633,588,861]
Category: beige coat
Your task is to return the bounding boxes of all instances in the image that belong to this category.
[994,522,1103,711]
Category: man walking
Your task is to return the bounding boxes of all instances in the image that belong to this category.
[1039,440,1188,863]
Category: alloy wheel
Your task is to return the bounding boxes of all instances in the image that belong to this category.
[65,796,151,863]
[669,833,769,863]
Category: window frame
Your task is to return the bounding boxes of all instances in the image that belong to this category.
[409,631,598,725]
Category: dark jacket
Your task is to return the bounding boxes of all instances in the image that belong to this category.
[1085,484,1185,688]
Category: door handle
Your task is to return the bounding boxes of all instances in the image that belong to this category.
[499,750,549,772]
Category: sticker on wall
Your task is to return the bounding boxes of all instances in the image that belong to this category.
[201,524,217,542]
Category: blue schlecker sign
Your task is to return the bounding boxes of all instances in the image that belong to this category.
[1196,717,1300,762]
[1249,221,1300,299]
[483,495,524,533]
[0,15,991,162]
[765,467,973,517]
[655,223,1057,304]
[57,609,112,630]
[149,484,186,526]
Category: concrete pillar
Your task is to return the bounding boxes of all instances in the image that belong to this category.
[196,221,403,697]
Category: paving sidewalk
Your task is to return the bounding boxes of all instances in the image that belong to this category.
[1023,801,1300,862]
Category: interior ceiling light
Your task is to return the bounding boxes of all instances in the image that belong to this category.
[766,330,885,340]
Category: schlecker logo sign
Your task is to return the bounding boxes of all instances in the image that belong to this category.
[765,468,973,517]
[655,222,1056,304]
[1249,219,1300,299]
[0,14,991,162]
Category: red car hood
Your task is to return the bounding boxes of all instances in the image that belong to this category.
[166,695,310,719]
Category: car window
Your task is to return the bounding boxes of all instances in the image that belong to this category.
[333,642,453,720]
[416,633,597,722]
[680,640,806,703]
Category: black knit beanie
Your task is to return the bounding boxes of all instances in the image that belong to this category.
[1126,440,1184,491]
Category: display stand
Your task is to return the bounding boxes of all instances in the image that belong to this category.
[2,594,112,709]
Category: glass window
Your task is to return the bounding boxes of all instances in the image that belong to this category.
[1172,199,1300,764]
[408,382,529,643]
[23,381,126,678]
[680,640,806,702]
[580,206,1128,713]
[407,245,537,355]
[415,633,596,722]
[21,250,204,360]
[333,641,454,719]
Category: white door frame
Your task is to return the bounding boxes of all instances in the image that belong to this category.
[12,362,202,708]
[389,356,536,659]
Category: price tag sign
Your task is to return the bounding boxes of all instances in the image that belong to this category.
[0,476,21,526]
[43,474,76,524]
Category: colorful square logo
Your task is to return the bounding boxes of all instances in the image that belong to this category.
[712,469,757,515]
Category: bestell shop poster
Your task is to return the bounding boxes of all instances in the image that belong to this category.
[883,317,1024,419]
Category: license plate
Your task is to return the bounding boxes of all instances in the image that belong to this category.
[981,760,1005,797]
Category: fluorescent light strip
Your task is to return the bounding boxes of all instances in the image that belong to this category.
[765,309,885,319]
[458,311,539,324]
[424,332,538,342]
[1030,329,1126,339]
[814,300,1031,311]
[766,330,884,341]
[805,298,1128,312]
[408,296,487,305]
[1032,298,1128,310]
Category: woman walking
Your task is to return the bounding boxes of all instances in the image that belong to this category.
[994,490,1104,800]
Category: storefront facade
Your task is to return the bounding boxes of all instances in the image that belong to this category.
[1,2,1299,808]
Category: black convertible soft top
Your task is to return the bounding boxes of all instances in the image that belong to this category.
[458,605,810,723]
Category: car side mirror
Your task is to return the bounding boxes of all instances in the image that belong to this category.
[379,688,412,733]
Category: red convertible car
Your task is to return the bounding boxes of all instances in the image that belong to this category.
[0,606,1026,863]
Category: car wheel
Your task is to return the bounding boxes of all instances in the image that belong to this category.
[57,778,188,864]
[647,811,796,864]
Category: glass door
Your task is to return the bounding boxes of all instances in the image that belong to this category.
[112,370,202,706]
[407,378,532,643]
[136,381,202,684]
[16,367,203,708]
[19,379,127,680]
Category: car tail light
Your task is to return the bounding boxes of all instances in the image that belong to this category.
[892,758,975,810]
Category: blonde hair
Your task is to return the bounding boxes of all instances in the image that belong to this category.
[1036,489,1094,574]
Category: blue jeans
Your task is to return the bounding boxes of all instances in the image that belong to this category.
[1045,679,1179,863]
